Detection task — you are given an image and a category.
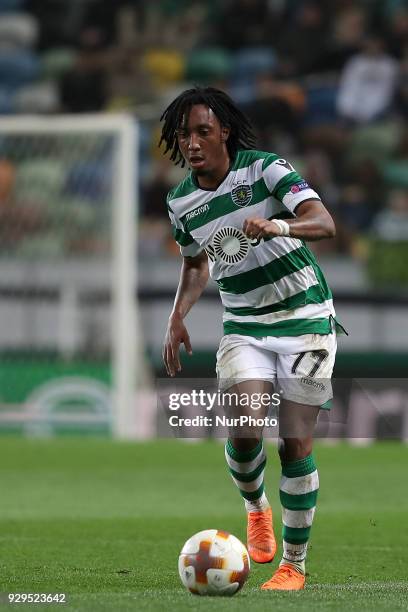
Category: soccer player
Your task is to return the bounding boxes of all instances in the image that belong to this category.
[160,87,342,591]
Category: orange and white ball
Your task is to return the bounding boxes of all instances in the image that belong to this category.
[178,529,250,596]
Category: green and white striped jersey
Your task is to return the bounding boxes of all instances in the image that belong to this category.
[167,149,335,338]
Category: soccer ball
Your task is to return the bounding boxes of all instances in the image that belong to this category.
[178,529,250,596]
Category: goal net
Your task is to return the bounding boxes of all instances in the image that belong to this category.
[0,114,151,438]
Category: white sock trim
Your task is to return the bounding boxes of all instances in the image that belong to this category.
[245,492,270,513]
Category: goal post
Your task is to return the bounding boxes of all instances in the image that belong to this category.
[111,115,138,439]
[0,114,150,439]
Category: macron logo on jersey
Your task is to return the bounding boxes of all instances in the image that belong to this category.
[186,203,209,221]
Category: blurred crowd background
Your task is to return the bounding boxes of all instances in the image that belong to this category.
[0,0,408,282]
[0,0,407,437]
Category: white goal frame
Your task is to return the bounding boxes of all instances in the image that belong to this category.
[0,114,139,439]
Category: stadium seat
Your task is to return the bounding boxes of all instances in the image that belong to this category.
[0,0,25,12]
[41,47,77,79]
[231,47,277,82]
[348,121,400,163]
[185,47,232,82]
[0,12,38,47]
[14,81,59,113]
[142,49,185,89]
[383,161,408,188]
[0,87,16,113]
[229,47,277,104]
[303,84,339,126]
[15,159,66,211]
[64,160,109,202]
[0,49,40,88]
[14,233,66,257]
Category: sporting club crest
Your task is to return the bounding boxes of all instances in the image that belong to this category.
[231,182,252,207]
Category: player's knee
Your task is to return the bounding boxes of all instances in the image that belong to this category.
[229,437,261,453]
[278,437,313,462]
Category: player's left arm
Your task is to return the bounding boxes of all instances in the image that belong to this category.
[243,199,336,242]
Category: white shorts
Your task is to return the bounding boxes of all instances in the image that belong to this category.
[216,332,337,407]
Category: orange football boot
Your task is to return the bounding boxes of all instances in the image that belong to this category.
[247,507,277,563]
[261,563,305,590]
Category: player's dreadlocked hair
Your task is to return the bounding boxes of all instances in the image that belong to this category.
[159,86,257,167]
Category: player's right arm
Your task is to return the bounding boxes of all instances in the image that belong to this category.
[163,251,209,377]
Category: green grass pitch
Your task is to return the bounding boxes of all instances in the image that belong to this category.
[0,438,407,611]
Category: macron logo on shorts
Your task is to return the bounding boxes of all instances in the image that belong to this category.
[300,378,326,392]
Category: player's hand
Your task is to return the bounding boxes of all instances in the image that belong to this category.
[243,217,282,240]
[162,314,193,377]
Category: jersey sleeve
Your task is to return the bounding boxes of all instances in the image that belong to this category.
[262,154,321,213]
[167,200,203,257]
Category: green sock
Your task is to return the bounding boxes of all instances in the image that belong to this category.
[279,454,319,574]
[225,439,270,512]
